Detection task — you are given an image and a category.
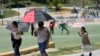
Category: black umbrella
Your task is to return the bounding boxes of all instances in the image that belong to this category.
[22,9,53,23]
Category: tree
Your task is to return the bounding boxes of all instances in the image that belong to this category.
[91,0,100,6]
[48,0,63,11]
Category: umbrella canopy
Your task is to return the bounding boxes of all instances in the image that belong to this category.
[22,10,53,23]
[22,11,35,23]
[71,22,85,28]
[6,20,30,32]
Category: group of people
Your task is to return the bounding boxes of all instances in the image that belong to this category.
[11,21,50,56]
[49,20,69,35]
[82,9,99,18]
[88,10,99,18]
[10,21,92,56]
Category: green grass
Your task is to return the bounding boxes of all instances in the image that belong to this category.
[46,44,100,56]
[34,43,100,56]
[0,24,100,53]
[0,9,19,18]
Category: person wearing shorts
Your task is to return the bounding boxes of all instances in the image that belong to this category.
[34,22,50,56]
[59,20,69,34]
[78,27,92,56]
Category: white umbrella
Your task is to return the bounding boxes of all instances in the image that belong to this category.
[6,20,30,32]
[71,22,85,28]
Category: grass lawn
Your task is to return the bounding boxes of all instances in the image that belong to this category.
[0,24,100,53]
[0,9,19,18]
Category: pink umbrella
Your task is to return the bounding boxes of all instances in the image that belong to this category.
[71,22,85,28]
[22,10,35,23]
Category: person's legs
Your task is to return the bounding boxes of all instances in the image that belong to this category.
[51,28,54,34]
[43,41,48,56]
[31,24,34,36]
[17,39,22,56]
[81,44,84,56]
[50,28,52,34]
[64,28,69,34]
[61,28,64,34]
[38,41,48,56]
[14,39,22,56]
[14,46,20,56]
[87,45,92,56]
[38,42,42,55]
[12,42,17,56]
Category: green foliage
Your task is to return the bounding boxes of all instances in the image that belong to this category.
[0,14,4,18]
[4,0,32,8]
[5,1,27,8]
[91,0,100,6]
[48,0,63,11]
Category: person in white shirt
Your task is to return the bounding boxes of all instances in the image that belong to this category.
[78,27,92,56]
[34,21,50,56]
[11,21,23,56]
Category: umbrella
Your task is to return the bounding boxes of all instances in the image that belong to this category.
[6,20,30,32]
[71,22,85,28]
[22,9,53,23]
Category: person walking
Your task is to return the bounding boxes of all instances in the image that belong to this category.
[78,27,92,56]
[11,21,23,56]
[49,21,55,34]
[31,23,34,36]
[34,21,50,56]
[59,20,69,34]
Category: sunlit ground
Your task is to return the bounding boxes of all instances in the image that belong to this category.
[0,24,100,53]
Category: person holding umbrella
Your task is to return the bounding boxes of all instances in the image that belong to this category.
[34,21,50,56]
[11,21,23,56]
[78,27,92,56]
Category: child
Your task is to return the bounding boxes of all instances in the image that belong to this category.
[59,20,69,34]
[49,21,55,34]
[78,27,92,56]
[11,21,23,56]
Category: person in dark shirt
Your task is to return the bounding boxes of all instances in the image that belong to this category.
[59,20,69,34]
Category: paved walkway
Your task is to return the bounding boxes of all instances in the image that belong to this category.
[21,48,58,56]
[21,49,100,56]
[12,8,28,17]
[61,49,100,56]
